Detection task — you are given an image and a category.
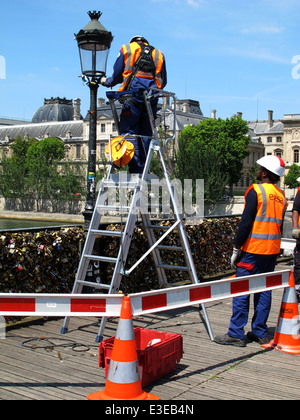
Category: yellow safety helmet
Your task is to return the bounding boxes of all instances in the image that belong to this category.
[105,137,135,167]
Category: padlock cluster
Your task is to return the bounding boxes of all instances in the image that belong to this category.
[0,218,241,296]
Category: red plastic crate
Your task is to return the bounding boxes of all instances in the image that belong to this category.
[99,327,183,387]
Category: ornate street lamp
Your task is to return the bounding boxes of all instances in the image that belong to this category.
[75,11,113,230]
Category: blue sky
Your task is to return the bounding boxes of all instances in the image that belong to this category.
[0,0,300,122]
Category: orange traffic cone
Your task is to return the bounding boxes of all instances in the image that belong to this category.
[87,296,160,400]
[262,271,300,355]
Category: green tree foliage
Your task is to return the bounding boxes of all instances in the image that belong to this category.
[0,137,85,212]
[284,163,300,189]
[26,138,65,209]
[175,117,250,203]
[0,137,37,205]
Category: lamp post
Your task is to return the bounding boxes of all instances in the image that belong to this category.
[75,11,113,230]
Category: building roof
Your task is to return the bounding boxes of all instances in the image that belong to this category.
[32,97,77,123]
[0,118,30,126]
[248,121,284,135]
[0,120,83,144]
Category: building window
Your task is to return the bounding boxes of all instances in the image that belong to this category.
[100,143,106,156]
[246,174,250,187]
[76,144,81,160]
[112,123,117,132]
[276,136,282,143]
[294,149,299,163]
[240,175,244,188]
[101,123,105,133]
[267,137,272,143]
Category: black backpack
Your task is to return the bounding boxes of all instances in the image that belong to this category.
[134,43,156,76]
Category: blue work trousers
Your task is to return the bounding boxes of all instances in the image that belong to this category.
[227,252,278,340]
[119,99,157,174]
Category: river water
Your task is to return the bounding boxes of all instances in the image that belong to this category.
[0,218,82,231]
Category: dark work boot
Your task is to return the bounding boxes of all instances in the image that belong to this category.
[214,334,246,347]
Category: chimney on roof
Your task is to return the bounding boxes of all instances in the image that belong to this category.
[163,96,170,111]
[211,109,216,119]
[98,98,105,108]
[268,110,273,129]
[73,98,81,120]
[237,112,243,119]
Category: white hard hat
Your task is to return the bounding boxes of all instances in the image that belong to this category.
[256,155,285,177]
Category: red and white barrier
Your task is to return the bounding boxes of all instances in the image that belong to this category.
[281,238,296,251]
[0,270,291,318]
[129,269,291,316]
[0,294,123,317]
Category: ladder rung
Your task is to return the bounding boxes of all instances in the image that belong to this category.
[90,229,122,238]
[97,205,131,212]
[102,181,138,189]
[156,264,189,271]
[145,224,178,230]
[76,280,110,290]
[84,254,118,264]
[156,245,183,251]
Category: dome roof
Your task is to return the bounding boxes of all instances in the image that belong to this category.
[32,97,74,123]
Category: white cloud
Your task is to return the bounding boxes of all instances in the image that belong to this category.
[242,24,285,34]
[151,0,204,5]
[186,0,204,6]
[226,47,290,64]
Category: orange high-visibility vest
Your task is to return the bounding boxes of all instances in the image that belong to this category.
[296,187,300,229]
[241,183,288,255]
[119,42,165,92]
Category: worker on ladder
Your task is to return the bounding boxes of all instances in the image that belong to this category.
[101,35,167,174]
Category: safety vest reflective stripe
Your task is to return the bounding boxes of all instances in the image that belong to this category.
[255,216,285,224]
[119,42,164,92]
[242,183,288,255]
[248,232,282,240]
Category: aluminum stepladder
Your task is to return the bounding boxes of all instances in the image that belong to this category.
[61,88,214,342]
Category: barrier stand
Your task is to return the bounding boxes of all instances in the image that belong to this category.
[87,296,160,400]
[262,271,300,355]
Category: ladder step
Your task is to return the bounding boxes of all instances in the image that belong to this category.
[90,229,122,238]
[76,280,110,290]
[156,245,183,251]
[84,254,118,264]
[102,181,139,189]
[156,264,189,271]
[145,224,179,230]
[97,205,131,212]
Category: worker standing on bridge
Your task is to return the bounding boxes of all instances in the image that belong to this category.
[291,177,300,301]
[101,36,167,174]
[215,155,288,347]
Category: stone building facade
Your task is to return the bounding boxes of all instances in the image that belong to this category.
[1,96,300,194]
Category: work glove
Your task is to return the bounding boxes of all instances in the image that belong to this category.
[292,229,300,239]
[100,77,107,86]
[230,247,241,270]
